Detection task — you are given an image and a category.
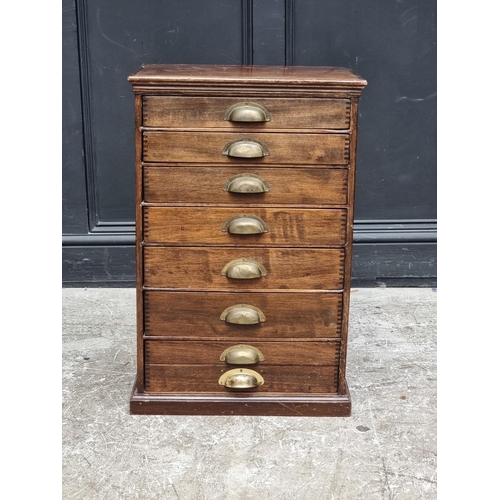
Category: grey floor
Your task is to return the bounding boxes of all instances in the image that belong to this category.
[62,288,437,500]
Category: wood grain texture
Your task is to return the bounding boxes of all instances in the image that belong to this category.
[338,97,360,394]
[143,96,351,129]
[131,397,350,416]
[143,207,347,247]
[145,364,338,394]
[129,64,366,414]
[145,340,340,366]
[134,94,145,392]
[143,131,350,165]
[130,383,351,416]
[143,166,349,205]
[144,291,343,338]
[129,64,367,89]
[143,247,345,290]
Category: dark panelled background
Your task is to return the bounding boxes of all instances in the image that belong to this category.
[62,0,436,287]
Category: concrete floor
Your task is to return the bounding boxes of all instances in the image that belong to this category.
[62,288,437,500]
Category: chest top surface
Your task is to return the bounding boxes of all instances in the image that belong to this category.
[128,64,367,90]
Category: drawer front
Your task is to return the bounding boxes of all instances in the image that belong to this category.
[143,96,351,129]
[144,291,343,338]
[143,207,347,247]
[145,340,340,366]
[145,364,338,394]
[143,247,345,290]
[143,166,349,206]
[143,132,350,165]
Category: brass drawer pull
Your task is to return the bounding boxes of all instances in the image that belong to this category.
[218,368,264,389]
[221,214,268,235]
[224,102,271,122]
[220,345,265,365]
[222,138,270,158]
[220,304,266,325]
[221,258,268,280]
[223,173,270,194]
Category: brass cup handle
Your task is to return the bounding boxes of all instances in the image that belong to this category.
[220,345,265,365]
[221,214,268,235]
[222,138,270,159]
[220,304,266,325]
[223,173,270,194]
[221,258,268,280]
[218,368,264,389]
[224,102,271,122]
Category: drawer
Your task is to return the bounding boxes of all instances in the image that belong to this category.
[145,340,340,366]
[145,339,339,393]
[143,96,351,129]
[145,364,338,394]
[143,207,347,247]
[143,247,345,290]
[143,166,349,206]
[143,131,350,165]
[144,291,343,338]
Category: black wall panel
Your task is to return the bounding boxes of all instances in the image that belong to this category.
[62,0,88,234]
[62,0,436,286]
[290,0,437,221]
[74,0,246,233]
[253,0,286,65]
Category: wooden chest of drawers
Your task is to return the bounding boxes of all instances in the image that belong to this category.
[128,64,366,416]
